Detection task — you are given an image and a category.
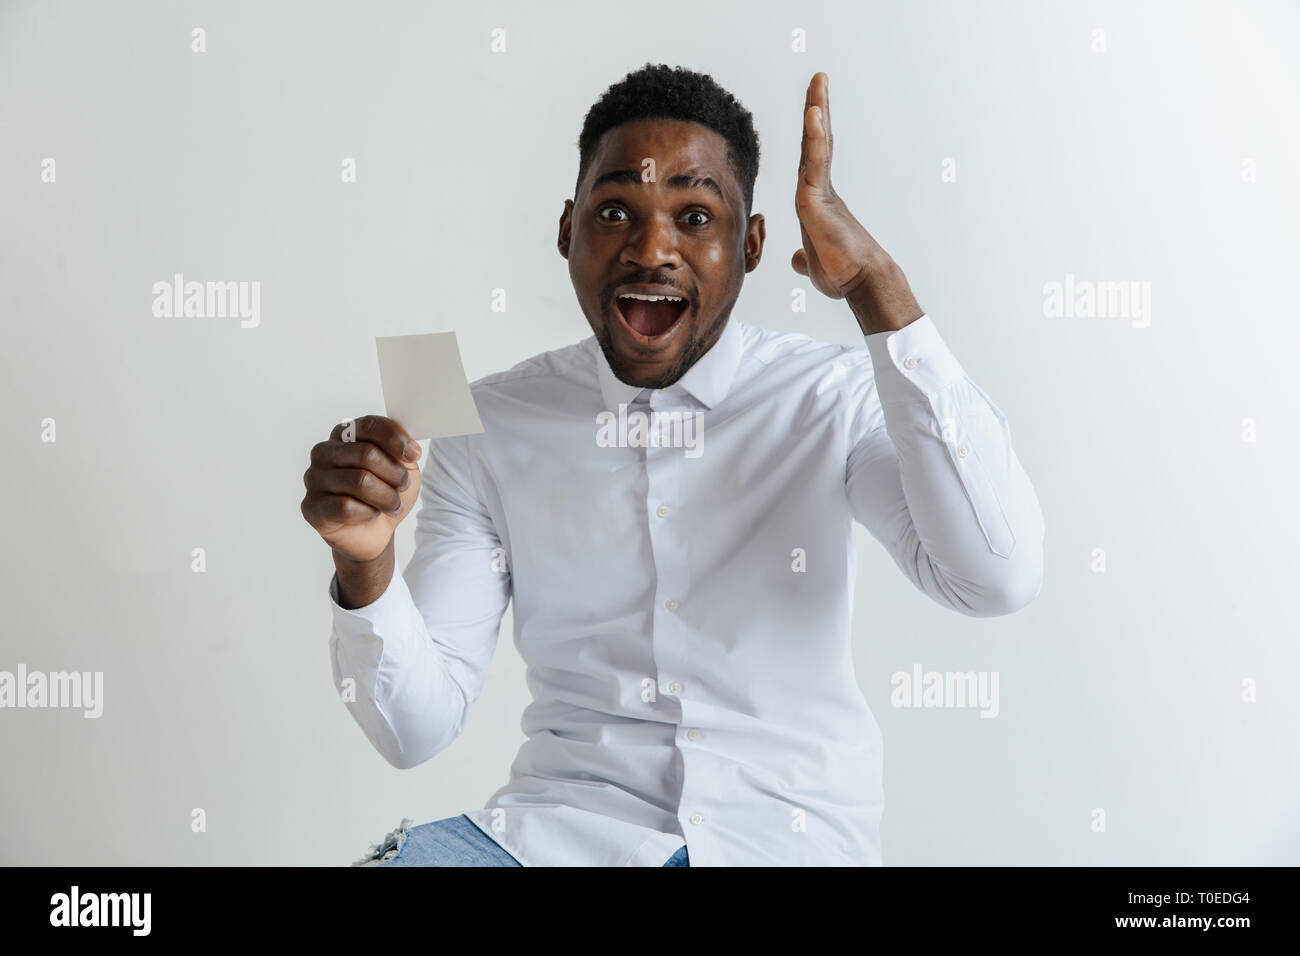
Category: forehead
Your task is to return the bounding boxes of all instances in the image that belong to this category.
[584,118,739,207]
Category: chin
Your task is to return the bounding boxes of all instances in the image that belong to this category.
[600,332,691,390]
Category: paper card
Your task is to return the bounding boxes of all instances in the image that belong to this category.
[374,331,484,441]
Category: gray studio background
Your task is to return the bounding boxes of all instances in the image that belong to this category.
[2,0,1297,865]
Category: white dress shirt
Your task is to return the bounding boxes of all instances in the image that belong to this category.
[328,312,1044,866]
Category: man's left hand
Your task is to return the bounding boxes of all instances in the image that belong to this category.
[793,72,924,336]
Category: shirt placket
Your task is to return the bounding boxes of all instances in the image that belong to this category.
[641,389,713,862]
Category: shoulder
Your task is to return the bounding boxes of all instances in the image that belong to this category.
[738,320,882,436]
[468,337,595,398]
[740,320,875,384]
[430,336,596,473]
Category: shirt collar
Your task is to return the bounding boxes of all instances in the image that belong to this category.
[593,316,745,413]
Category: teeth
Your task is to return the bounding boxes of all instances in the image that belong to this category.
[620,293,684,302]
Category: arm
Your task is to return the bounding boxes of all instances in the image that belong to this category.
[846,317,1045,616]
[791,71,1043,614]
[324,432,511,769]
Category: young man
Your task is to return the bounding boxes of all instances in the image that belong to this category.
[301,64,1045,867]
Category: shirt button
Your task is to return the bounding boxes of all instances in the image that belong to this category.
[668,681,683,695]
[903,356,918,370]
[362,633,377,644]
[656,504,670,518]
[689,813,704,826]
[665,598,680,612]
[957,445,968,458]
[686,728,701,741]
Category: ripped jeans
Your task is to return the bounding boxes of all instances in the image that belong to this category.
[354,814,690,867]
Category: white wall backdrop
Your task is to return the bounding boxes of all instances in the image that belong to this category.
[2,0,1297,865]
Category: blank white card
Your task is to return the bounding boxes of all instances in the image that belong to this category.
[374,331,484,441]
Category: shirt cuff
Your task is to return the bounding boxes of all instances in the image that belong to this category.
[327,565,417,641]
[863,313,967,404]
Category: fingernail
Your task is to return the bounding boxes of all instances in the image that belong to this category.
[403,440,420,461]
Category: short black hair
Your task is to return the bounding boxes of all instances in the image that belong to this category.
[574,63,760,218]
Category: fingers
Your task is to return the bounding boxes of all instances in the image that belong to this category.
[799,72,831,192]
[304,433,411,513]
[814,72,831,155]
[303,491,381,528]
[307,467,404,515]
[792,248,809,275]
[801,102,830,191]
[310,438,410,491]
[303,416,419,531]
[330,414,420,464]
[799,80,811,179]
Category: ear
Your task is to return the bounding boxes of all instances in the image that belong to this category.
[558,199,574,260]
[743,213,766,274]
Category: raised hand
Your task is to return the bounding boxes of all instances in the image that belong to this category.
[792,72,923,335]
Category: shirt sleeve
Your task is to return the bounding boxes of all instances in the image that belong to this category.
[327,433,511,769]
[845,314,1045,617]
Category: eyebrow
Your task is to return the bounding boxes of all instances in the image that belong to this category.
[590,168,725,202]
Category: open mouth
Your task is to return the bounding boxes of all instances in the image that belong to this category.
[614,292,689,344]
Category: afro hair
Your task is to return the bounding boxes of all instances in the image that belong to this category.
[575,63,761,218]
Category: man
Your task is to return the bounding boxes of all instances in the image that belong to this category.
[301,64,1045,867]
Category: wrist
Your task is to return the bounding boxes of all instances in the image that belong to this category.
[844,257,923,336]
[332,541,395,609]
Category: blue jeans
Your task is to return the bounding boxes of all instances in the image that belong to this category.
[356,814,689,867]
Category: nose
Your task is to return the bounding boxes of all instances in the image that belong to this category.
[619,213,683,271]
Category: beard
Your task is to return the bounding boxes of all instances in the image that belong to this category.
[594,303,732,391]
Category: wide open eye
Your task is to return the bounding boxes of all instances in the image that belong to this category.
[683,210,711,227]
[598,206,629,223]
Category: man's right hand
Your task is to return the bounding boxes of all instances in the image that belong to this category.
[301,415,423,564]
